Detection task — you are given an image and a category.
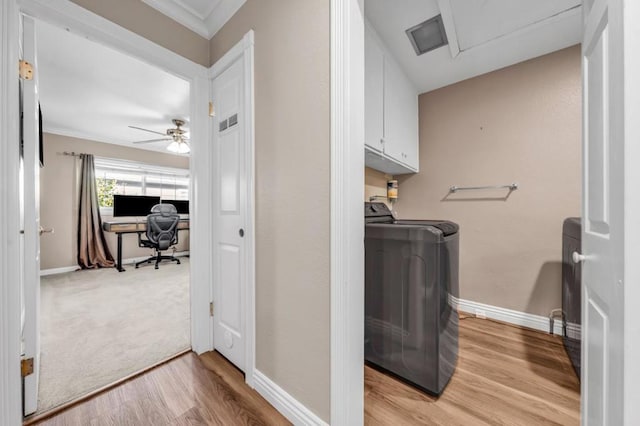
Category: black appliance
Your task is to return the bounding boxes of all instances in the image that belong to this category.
[562,217,582,379]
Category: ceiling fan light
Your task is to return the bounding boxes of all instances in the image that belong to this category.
[167,140,190,154]
[176,142,190,154]
[166,141,180,153]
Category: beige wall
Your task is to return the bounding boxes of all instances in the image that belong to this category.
[70,0,210,66]
[40,133,190,270]
[209,0,331,420]
[365,167,390,202]
[395,46,582,317]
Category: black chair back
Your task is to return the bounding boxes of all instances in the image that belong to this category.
[146,204,179,250]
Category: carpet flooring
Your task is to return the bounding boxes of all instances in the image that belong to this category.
[38,258,190,413]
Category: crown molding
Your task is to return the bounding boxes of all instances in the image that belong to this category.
[204,0,246,40]
[142,0,246,40]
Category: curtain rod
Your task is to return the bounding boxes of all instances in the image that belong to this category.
[58,151,89,157]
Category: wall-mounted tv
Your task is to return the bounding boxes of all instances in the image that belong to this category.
[113,195,160,217]
[161,199,189,214]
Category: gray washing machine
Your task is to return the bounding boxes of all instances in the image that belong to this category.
[562,217,581,379]
[364,202,459,395]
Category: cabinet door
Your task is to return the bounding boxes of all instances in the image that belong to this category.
[384,56,417,168]
[365,26,384,153]
[402,86,419,170]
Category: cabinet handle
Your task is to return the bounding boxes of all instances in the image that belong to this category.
[380,138,385,145]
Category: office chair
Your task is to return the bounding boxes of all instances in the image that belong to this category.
[135,204,181,269]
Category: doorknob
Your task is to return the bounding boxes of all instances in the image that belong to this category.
[39,226,54,236]
[572,251,586,264]
[239,228,244,237]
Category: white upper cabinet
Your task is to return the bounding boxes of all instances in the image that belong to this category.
[384,56,418,170]
[365,25,385,153]
[365,22,419,174]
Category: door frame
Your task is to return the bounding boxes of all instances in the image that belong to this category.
[207,30,256,387]
[0,0,23,423]
[330,0,640,425]
[0,0,213,422]
[330,0,365,424]
[622,1,640,422]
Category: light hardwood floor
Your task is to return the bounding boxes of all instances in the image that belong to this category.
[31,316,580,425]
[31,351,289,426]
[365,316,581,425]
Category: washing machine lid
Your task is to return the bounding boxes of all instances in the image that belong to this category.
[365,202,394,223]
[364,202,459,236]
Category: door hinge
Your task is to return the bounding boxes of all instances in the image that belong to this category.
[21,358,34,378]
[19,60,34,80]
[210,302,214,316]
[209,102,215,117]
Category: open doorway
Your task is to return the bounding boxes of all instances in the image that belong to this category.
[24,17,193,416]
[360,0,582,424]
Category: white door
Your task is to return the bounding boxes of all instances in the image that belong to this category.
[20,15,41,416]
[581,0,625,424]
[211,58,246,371]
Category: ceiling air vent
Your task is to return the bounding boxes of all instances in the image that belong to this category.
[406,15,448,56]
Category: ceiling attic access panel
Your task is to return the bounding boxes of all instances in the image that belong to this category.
[448,0,582,51]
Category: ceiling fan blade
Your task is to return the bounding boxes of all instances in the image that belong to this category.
[128,125,167,136]
[133,138,170,144]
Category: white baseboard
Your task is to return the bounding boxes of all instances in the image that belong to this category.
[40,266,80,276]
[452,297,564,336]
[39,251,190,276]
[253,370,328,426]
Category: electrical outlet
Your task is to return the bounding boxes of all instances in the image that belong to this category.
[475,309,487,319]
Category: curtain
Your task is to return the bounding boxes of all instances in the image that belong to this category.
[77,154,115,269]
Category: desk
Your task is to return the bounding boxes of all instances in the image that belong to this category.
[102,219,189,272]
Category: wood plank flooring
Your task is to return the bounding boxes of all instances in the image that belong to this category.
[31,351,290,426]
[31,317,580,425]
[365,316,581,426]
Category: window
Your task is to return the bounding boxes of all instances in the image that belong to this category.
[94,157,189,215]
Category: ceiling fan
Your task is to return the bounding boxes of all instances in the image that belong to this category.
[129,118,190,154]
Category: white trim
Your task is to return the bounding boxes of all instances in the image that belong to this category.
[253,370,329,426]
[625,1,640,423]
[0,0,23,423]
[208,30,256,387]
[331,0,365,425]
[452,297,564,336]
[1,1,214,420]
[242,30,256,388]
[39,266,79,276]
[142,0,246,39]
[208,31,254,79]
[39,251,191,276]
[141,0,210,38]
[436,0,461,58]
[203,0,246,40]
[173,0,219,20]
[188,73,213,355]
[17,0,205,78]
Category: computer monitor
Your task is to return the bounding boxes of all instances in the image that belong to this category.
[161,199,189,215]
[113,195,160,217]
